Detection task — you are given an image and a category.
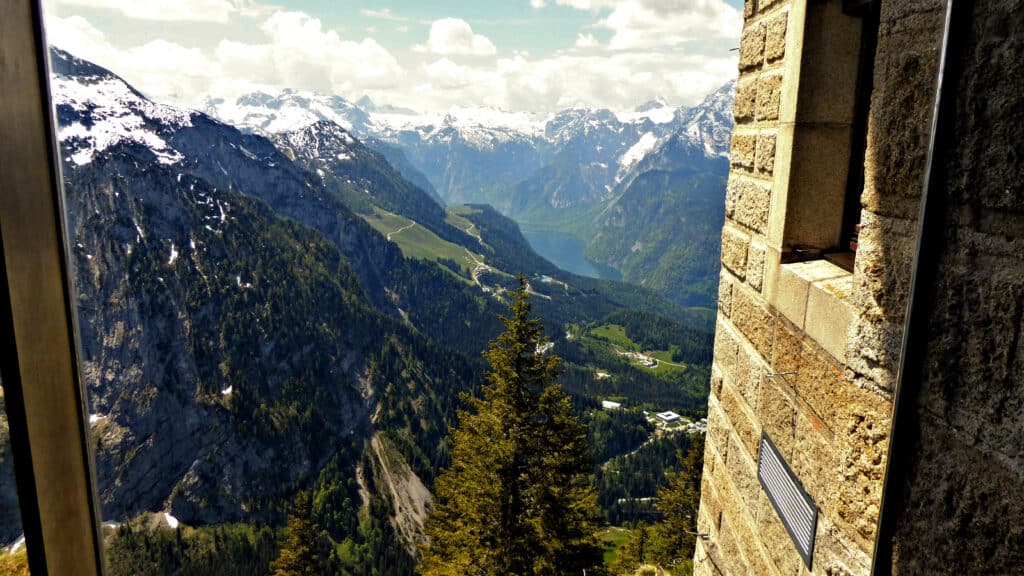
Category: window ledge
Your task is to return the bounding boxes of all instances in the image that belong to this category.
[772,259,855,361]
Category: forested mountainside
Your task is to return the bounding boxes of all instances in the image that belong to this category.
[0,48,717,574]
[204,81,734,308]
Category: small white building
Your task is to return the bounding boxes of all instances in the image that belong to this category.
[656,411,681,424]
[601,400,622,410]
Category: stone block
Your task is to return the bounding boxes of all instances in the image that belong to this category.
[757,376,797,463]
[756,131,777,175]
[721,227,750,278]
[716,515,746,576]
[735,77,757,123]
[701,472,722,531]
[733,341,765,412]
[739,22,766,71]
[773,260,849,329]
[805,274,855,362]
[720,381,762,459]
[743,0,755,18]
[771,316,804,375]
[747,242,766,291]
[765,10,788,62]
[730,131,757,172]
[729,177,771,233]
[760,0,784,12]
[711,364,724,398]
[713,323,740,382]
[730,286,775,360]
[726,433,761,513]
[756,491,804,576]
[837,385,892,545]
[706,396,731,465]
[756,72,784,122]
[793,409,840,520]
[719,272,734,317]
[809,514,872,576]
[794,340,849,435]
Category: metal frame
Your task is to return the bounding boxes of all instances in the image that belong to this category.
[758,432,818,569]
[0,0,106,574]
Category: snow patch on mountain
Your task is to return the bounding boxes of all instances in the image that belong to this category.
[619,132,661,170]
[53,74,191,166]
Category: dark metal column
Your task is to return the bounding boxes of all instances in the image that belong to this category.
[0,0,105,574]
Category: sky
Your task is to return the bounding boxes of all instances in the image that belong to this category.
[43,0,744,115]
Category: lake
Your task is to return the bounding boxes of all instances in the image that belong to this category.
[523,231,621,280]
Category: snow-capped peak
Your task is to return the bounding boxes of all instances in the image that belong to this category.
[51,48,192,167]
[203,89,371,136]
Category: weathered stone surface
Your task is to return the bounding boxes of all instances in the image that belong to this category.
[757,375,797,463]
[771,316,803,375]
[731,132,757,171]
[837,384,891,546]
[719,272,734,317]
[727,432,762,511]
[713,322,740,384]
[733,340,765,412]
[765,10,788,62]
[721,226,750,278]
[756,131,777,175]
[726,176,771,234]
[756,72,783,121]
[756,491,803,576]
[706,395,731,466]
[720,381,762,459]
[701,470,723,532]
[794,340,848,435]
[730,177,772,233]
[739,22,766,71]
[810,515,872,576]
[731,285,775,360]
[805,274,855,362]
[861,1,943,220]
[711,364,725,398]
[747,242,766,291]
[793,410,839,523]
[735,77,757,123]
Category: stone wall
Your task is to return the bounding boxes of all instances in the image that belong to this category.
[884,0,1024,572]
[693,0,949,573]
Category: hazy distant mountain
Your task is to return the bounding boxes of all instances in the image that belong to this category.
[202,81,734,306]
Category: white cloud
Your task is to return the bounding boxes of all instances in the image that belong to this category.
[57,0,237,22]
[600,0,741,49]
[575,33,600,48]
[530,0,547,7]
[45,4,739,115]
[414,18,497,56]
[360,8,405,21]
[46,15,222,104]
[45,10,404,106]
[214,11,404,95]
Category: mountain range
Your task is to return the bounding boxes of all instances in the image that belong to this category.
[203,81,734,306]
[0,48,718,570]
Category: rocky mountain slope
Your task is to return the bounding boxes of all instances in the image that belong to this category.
[203,82,734,307]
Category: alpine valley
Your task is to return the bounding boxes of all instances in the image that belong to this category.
[0,48,729,574]
[204,78,734,307]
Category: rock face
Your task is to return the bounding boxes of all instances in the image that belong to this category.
[882,0,1024,572]
[13,48,474,539]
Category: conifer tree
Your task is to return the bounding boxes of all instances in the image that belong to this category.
[419,277,604,576]
[650,434,705,574]
[271,491,329,576]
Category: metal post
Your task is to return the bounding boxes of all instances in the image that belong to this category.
[0,0,106,574]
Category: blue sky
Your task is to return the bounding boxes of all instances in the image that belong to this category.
[44,0,744,114]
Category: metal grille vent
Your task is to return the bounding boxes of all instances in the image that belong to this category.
[758,432,818,568]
